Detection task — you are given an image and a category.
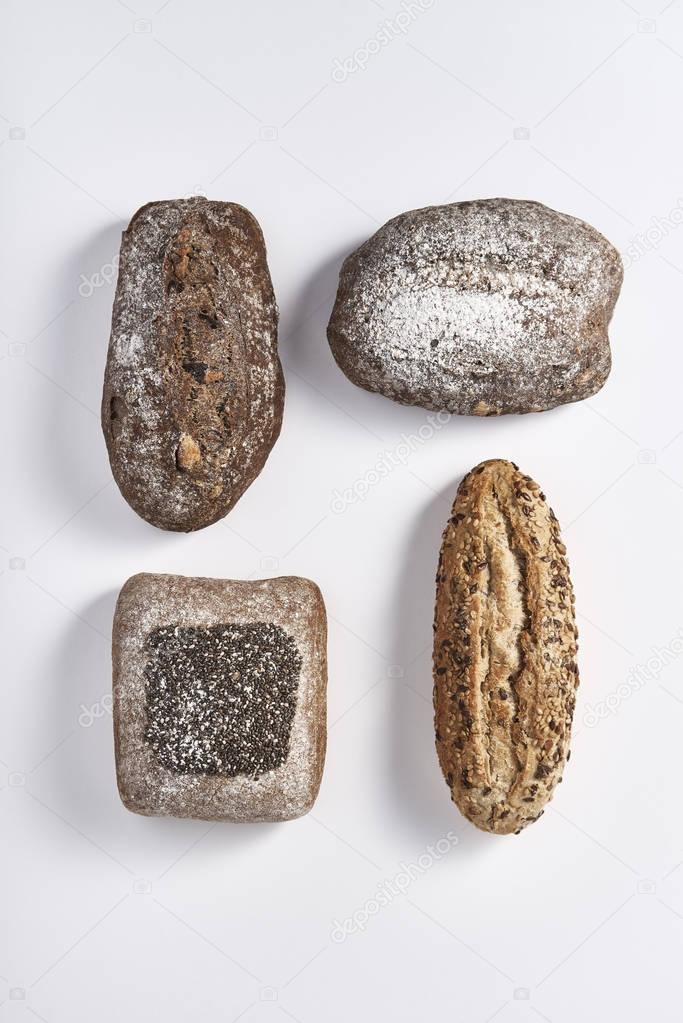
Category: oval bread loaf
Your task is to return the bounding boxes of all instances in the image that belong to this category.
[433,459,579,834]
[102,197,284,532]
[328,198,623,415]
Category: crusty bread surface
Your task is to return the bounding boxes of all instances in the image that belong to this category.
[433,459,579,834]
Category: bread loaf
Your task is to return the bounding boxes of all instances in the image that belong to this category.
[433,460,579,834]
[102,198,284,531]
[113,572,327,822]
[328,198,622,415]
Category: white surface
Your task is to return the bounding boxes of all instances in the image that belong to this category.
[2,1,683,1020]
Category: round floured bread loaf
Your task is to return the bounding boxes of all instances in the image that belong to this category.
[328,198,623,415]
[102,198,284,531]
[433,460,579,834]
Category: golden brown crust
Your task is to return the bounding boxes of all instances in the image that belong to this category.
[433,460,579,835]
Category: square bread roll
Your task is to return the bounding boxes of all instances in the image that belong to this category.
[112,572,327,822]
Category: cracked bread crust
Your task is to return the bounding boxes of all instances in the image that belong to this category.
[433,460,579,835]
[102,198,284,532]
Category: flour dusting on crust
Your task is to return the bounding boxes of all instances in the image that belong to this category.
[328,199,623,415]
[102,198,283,531]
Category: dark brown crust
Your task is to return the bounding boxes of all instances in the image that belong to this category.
[327,198,623,415]
[433,460,579,834]
[102,198,284,531]
[113,572,327,823]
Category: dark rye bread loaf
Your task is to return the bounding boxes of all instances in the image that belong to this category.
[433,460,579,834]
[113,573,327,822]
[328,198,623,415]
[102,198,284,531]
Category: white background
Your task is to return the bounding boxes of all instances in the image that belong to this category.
[2,0,683,1020]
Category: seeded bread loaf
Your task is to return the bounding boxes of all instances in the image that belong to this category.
[102,198,284,531]
[433,460,579,834]
[113,573,327,822]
